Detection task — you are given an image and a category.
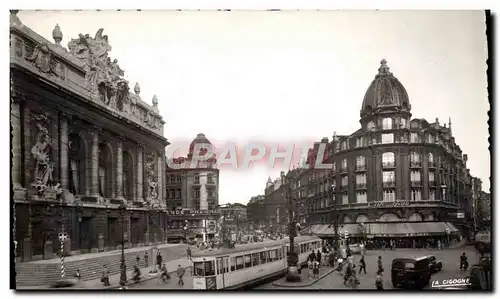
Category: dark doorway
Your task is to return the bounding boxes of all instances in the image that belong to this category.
[107,217,118,248]
[80,217,93,252]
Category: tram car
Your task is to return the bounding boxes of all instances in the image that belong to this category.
[191,235,322,290]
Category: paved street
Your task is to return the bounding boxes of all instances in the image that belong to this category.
[256,246,481,290]
[126,267,194,290]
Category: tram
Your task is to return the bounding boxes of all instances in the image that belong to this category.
[191,235,322,290]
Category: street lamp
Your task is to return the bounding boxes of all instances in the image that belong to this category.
[445,228,450,247]
[283,173,300,282]
[183,220,188,243]
[331,184,339,250]
[119,201,127,287]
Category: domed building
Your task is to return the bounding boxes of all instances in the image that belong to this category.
[291,60,476,247]
[165,133,220,243]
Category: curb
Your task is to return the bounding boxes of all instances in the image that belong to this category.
[272,268,335,288]
[109,267,192,289]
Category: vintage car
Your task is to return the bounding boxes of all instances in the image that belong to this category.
[391,257,431,289]
[348,244,363,254]
[428,255,443,273]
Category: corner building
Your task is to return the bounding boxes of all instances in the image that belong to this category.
[11,13,169,261]
[165,133,220,243]
[298,60,475,243]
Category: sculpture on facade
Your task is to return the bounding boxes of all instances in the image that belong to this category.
[67,29,132,113]
[145,152,158,201]
[25,43,61,77]
[30,114,62,198]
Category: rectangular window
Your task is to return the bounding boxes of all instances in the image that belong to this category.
[175,189,181,198]
[429,190,435,201]
[207,189,215,198]
[341,176,348,187]
[356,156,366,169]
[342,193,349,205]
[428,134,435,143]
[244,254,252,268]
[194,201,200,210]
[98,166,106,197]
[236,256,244,270]
[411,171,421,183]
[429,171,435,183]
[383,190,396,202]
[411,133,419,143]
[382,171,395,183]
[251,253,260,266]
[356,174,367,186]
[342,159,347,170]
[356,137,364,148]
[381,133,394,144]
[411,190,422,201]
[194,173,200,184]
[207,173,214,184]
[193,188,200,199]
[70,159,79,194]
[356,192,367,204]
[259,251,267,264]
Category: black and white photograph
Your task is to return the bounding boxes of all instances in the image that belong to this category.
[10,7,492,292]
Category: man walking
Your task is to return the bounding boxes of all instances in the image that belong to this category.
[177,264,186,286]
[358,256,367,274]
[377,256,383,272]
[187,247,192,259]
[157,252,163,271]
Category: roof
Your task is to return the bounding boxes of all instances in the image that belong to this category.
[191,235,320,258]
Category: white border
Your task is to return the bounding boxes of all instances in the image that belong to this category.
[3,1,497,299]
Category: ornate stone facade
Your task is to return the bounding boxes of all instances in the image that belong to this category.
[11,12,169,261]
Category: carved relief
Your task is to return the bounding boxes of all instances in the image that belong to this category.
[145,152,158,201]
[67,29,132,114]
[25,44,61,77]
[30,114,62,198]
[143,110,158,128]
[14,37,23,57]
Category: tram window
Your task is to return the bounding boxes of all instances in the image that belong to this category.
[205,261,216,276]
[230,258,236,271]
[244,255,252,268]
[277,249,282,260]
[236,256,244,270]
[260,251,267,264]
[194,262,205,277]
[252,253,260,266]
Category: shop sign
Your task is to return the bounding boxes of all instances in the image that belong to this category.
[368,201,410,208]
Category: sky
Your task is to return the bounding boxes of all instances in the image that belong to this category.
[16,10,490,204]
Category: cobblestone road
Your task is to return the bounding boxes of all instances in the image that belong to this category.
[256,246,481,290]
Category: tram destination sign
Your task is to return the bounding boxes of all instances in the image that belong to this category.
[368,200,410,208]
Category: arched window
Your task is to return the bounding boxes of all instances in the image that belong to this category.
[378,213,400,222]
[382,117,393,130]
[382,152,395,167]
[123,151,134,200]
[408,213,423,222]
[356,155,366,170]
[68,134,86,195]
[98,143,112,198]
[341,158,348,171]
[356,214,369,223]
[343,215,352,223]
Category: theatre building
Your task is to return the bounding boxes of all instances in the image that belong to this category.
[11,12,169,261]
[164,133,220,243]
[297,59,476,244]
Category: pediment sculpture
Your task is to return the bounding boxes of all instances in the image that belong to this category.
[68,29,133,114]
[145,152,158,200]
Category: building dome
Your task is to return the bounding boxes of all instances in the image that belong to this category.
[188,133,216,161]
[360,59,411,118]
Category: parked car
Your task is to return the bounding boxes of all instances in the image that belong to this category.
[348,244,362,254]
[428,255,443,273]
[391,257,431,289]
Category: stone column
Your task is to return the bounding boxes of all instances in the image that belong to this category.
[11,98,25,198]
[90,128,100,197]
[157,152,163,203]
[136,144,144,202]
[59,113,69,190]
[116,136,124,201]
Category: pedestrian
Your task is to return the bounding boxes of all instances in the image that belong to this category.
[309,250,316,262]
[101,265,110,286]
[359,256,367,274]
[375,269,384,290]
[187,247,192,259]
[313,258,320,278]
[177,264,185,286]
[308,259,313,279]
[316,250,322,266]
[377,256,383,272]
[157,251,163,271]
[144,251,149,268]
[74,269,81,281]
[136,255,140,266]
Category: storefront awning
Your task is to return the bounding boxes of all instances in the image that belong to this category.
[308,222,460,238]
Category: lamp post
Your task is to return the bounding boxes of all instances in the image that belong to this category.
[119,201,127,287]
[331,184,339,250]
[183,220,188,243]
[445,228,450,247]
[283,173,300,282]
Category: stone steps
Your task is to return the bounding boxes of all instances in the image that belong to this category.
[15,244,189,287]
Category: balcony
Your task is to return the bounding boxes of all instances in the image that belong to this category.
[410,161,422,168]
[355,183,367,190]
[410,181,422,187]
[355,165,367,172]
[428,162,436,169]
[382,162,395,169]
[383,181,396,188]
[207,180,216,185]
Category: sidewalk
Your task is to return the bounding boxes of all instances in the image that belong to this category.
[272,267,335,288]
